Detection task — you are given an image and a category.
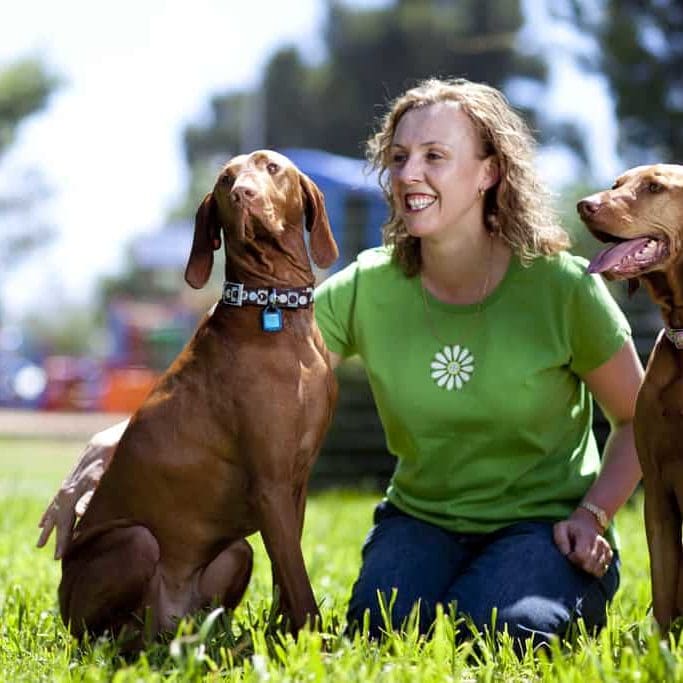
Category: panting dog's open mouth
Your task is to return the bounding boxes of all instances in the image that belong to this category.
[587,232,669,278]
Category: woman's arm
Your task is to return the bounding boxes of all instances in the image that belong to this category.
[553,339,644,576]
[36,418,130,559]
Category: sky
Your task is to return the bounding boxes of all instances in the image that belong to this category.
[0,0,619,323]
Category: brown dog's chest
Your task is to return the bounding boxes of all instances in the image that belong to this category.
[636,337,683,474]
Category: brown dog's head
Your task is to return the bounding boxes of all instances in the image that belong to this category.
[184,150,338,289]
[577,164,683,280]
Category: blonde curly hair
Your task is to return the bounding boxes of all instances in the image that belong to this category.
[367,77,570,276]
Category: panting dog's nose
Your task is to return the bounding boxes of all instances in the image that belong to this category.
[577,198,600,218]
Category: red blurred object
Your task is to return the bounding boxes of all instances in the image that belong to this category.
[42,356,103,411]
[99,366,158,413]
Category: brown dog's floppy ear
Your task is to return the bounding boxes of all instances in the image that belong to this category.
[299,172,339,269]
[185,192,222,289]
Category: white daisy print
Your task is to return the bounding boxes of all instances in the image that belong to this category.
[430,345,474,391]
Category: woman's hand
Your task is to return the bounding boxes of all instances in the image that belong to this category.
[36,419,129,559]
[553,340,642,579]
[553,507,614,578]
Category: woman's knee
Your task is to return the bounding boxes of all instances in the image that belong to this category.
[346,587,434,639]
[453,589,610,650]
[493,597,571,645]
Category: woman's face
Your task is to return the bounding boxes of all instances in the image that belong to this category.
[388,102,495,243]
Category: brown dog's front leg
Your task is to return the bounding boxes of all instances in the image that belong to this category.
[256,483,319,631]
[644,478,682,629]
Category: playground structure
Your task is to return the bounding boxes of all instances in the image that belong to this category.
[1,149,386,415]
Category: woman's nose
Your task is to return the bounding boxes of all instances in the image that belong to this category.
[394,156,423,183]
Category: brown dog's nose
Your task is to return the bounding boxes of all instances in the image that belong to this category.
[231,183,257,205]
[577,199,600,218]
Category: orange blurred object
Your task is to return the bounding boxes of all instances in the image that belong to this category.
[100,367,159,413]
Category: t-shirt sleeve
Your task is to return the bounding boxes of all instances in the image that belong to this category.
[314,260,359,357]
[568,271,632,375]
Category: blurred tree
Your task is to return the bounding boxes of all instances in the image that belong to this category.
[172,0,554,219]
[568,0,683,164]
[0,58,60,278]
[287,0,546,156]
[0,58,57,155]
[22,305,104,355]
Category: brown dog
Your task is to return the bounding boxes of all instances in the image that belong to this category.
[57,150,339,642]
[578,163,683,630]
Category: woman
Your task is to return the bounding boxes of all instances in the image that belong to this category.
[38,78,643,648]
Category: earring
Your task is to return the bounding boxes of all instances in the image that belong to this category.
[478,187,485,197]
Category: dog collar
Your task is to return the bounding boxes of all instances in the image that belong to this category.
[665,327,683,349]
[222,281,314,309]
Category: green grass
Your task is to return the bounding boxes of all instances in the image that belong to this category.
[0,437,680,682]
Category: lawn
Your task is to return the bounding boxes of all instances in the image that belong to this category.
[0,436,680,682]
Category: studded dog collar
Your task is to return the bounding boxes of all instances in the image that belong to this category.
[665,327,683,349]
[222,281,314,309]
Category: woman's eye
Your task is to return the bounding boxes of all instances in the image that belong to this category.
[426,151,442,161]
[266,162,279,175]
[390,153,406,165]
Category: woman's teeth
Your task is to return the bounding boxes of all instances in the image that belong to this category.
[406,195,436,211]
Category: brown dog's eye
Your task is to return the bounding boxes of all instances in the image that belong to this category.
[266,162,279,175]
[648,182,663,193]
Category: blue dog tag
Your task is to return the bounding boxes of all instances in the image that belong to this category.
[261,305,283,332]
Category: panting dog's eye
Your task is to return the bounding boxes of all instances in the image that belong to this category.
[648,182,663,193]
[266,162,280,175]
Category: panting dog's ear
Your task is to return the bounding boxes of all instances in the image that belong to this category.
[299,172,339,269]
[185,192,222,289]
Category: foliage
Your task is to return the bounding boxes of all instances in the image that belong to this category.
[566,0,683,164]
[0,58,60,291]
[1,436,683,681]
[21,306,106,356]
[0,58,58,156]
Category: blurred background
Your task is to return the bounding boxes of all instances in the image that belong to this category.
[0,0,680,483]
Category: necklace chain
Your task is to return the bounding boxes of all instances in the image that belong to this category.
[420,233,494,347]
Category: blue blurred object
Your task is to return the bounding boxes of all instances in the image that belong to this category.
[0,325,47,408]
[279,148,387,269]
[129,149,388,275]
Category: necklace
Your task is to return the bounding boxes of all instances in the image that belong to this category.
[420,233,494,391]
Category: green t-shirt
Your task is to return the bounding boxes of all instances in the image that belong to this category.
[314,246,631,534]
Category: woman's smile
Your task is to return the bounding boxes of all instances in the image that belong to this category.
[405,193,437,212]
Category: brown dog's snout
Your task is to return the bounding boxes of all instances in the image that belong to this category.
[231,181,257,205]
[577,198,600,218]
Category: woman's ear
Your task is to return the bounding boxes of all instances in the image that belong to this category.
[483,156,500,191]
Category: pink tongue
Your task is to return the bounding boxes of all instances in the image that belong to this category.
[587,238,652,274]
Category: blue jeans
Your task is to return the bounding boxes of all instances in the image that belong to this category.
[346,500,620,646]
